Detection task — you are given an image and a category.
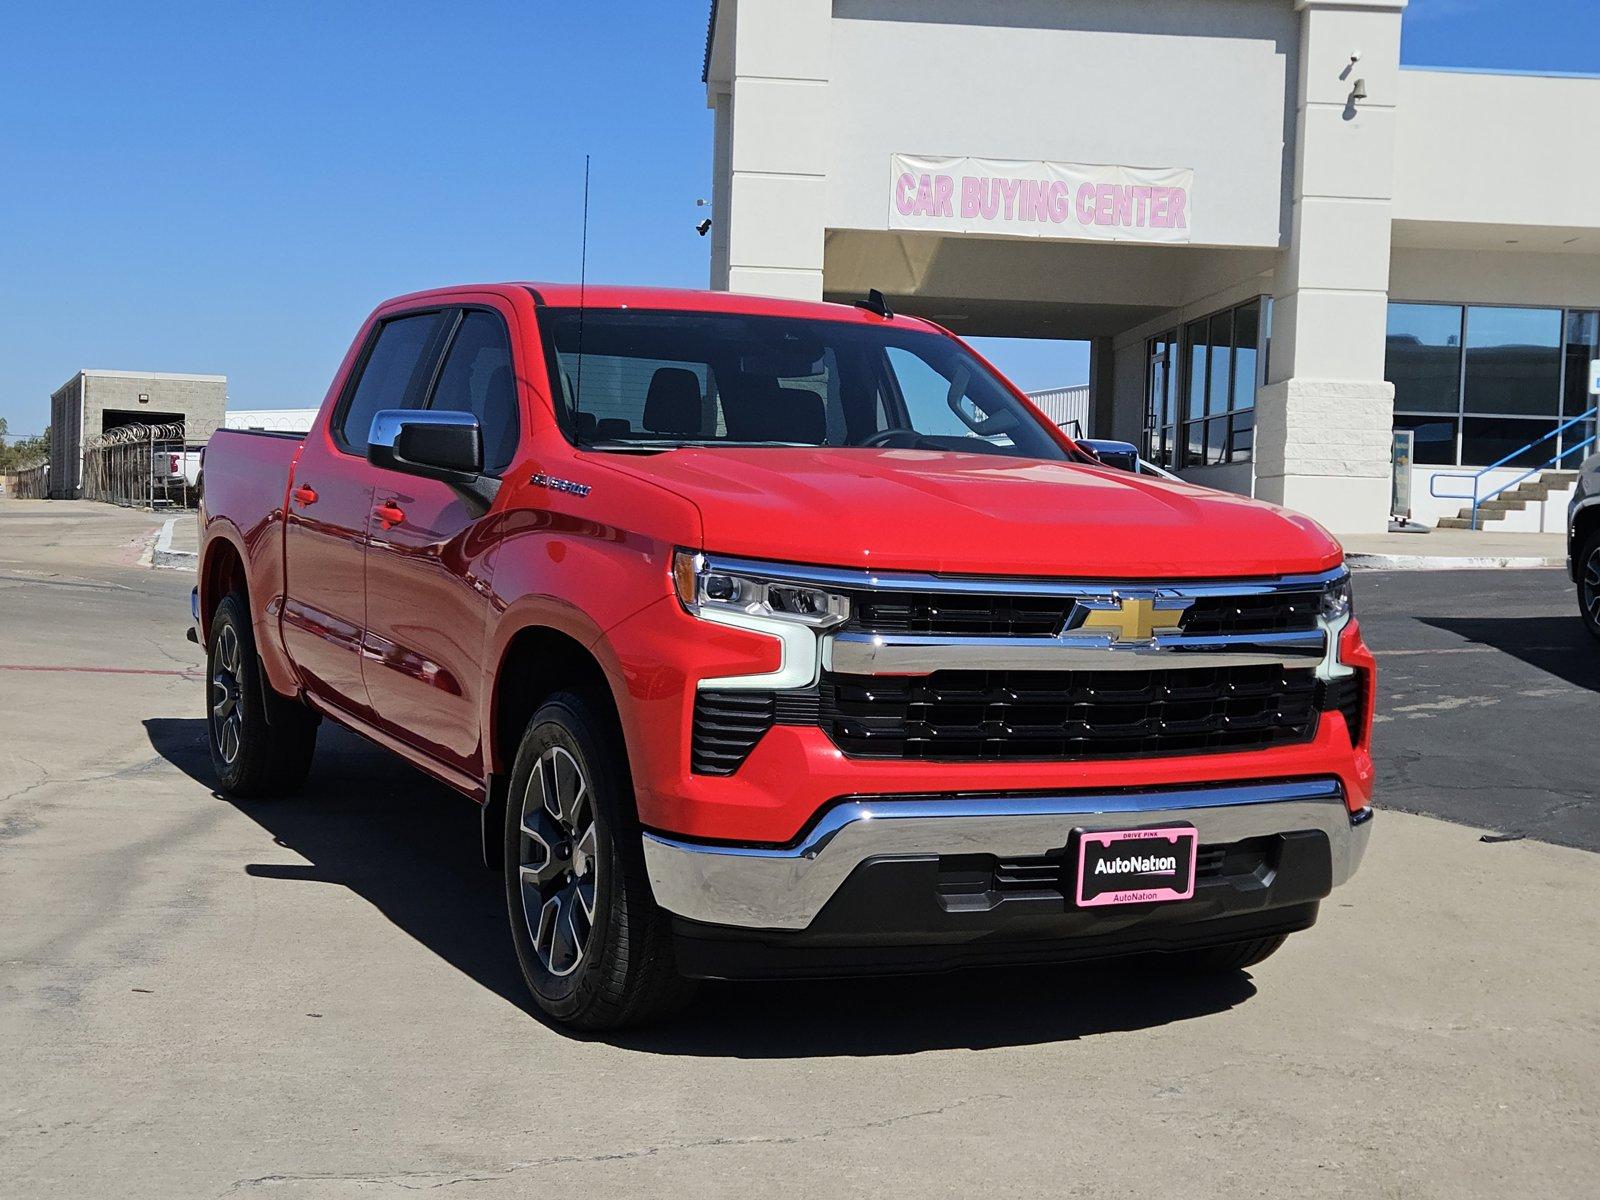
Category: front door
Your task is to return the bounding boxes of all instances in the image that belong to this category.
[280,309,451,716]
[362,306,522,781]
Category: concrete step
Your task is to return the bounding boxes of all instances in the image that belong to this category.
[1436,516,1478,529]
[1479,497,1528,514]
[1543,471,1579,486]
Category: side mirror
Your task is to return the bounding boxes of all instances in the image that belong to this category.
[1080,438,1141,473]
[367,409,483,485]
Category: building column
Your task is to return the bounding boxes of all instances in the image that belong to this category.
[1256,0,1404,534]
[706,0,829,300]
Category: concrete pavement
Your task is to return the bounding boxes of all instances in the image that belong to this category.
[2,500,1597,1199]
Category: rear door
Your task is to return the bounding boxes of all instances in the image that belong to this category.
[361,304,523,780]
[281,310,450,715]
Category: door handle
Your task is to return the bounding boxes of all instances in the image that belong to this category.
[292,483,318,507]
[373,501,406,530]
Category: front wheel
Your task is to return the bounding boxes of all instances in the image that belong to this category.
[1577,532,1600,643]
[503,692,693,1030]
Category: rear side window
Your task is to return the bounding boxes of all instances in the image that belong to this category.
[337,313,447,454]
[428,311,521,474]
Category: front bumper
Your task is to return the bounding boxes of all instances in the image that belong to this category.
[642,777,1369,937]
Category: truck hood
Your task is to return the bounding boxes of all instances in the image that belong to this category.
[603,447,1342,579]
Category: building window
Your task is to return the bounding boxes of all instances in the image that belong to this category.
[1144,297,1260,469]
[1388,302,1598,467]
[1145,333,1176,468]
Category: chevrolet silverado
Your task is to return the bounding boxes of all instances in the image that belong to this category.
[195,283,1375,1029]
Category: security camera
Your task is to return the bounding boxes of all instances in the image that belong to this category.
[695,218,712,237]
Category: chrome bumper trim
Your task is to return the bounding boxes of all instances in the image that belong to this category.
[824,629,1326,675]
[642,780,1370,931]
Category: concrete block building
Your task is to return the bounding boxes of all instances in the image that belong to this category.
[701,0,1600,533]
[49,370,227,498]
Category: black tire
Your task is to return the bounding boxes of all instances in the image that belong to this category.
[207,592,318,797]
[1167,934,1288,974]
[1577,531,1600,643]
[503,691,694,1030]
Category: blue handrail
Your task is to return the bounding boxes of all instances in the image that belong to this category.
[1429,407,1597,529]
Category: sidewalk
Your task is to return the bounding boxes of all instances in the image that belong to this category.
[1340,527,1566,571]
[150,513,199,570]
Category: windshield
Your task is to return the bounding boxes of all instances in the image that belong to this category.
[535,308,1070,461]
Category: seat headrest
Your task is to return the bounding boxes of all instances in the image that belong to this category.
[644,368,703,436]
[723,379,825,444]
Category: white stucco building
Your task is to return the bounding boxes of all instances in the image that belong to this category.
[701,0,1600,533]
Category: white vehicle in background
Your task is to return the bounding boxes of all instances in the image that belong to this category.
[153,448,202,489]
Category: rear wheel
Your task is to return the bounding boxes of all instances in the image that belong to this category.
[207,592,318,796]
[1577,532,1600,643]
[504,692,693,1029]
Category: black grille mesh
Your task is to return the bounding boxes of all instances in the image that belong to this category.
[1180,591,1322,636]
[846,591,1070,637]
[691,691,775,775]
[840,586,1324,639]
[1318,673,1368,748]
[823,665,1322,761]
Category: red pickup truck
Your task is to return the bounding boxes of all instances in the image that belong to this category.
[196,283,1375,1029]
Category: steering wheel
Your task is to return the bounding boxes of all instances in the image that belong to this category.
[860,428,922,449]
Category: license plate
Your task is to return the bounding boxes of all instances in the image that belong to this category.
[1073,825,1198,907]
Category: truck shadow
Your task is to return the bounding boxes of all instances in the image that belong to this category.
[145,716,1257,1058]
[1416,614,1600,693]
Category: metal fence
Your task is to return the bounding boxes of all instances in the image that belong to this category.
[81,422,202,509]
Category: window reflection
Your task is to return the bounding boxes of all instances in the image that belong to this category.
[1148,300,1263,470]
[1386,303,1462,414]
[1463,307,1561,417]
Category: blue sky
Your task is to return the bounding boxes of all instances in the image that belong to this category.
[1,0,1596,437]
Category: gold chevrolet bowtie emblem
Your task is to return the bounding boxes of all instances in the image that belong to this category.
[1077,595,1189,643]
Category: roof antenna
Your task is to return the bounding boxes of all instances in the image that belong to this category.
[574,154,591,436]
[854,288,894,319]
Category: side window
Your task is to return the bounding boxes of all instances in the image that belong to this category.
[428,311,520,474]
[884,346,996,440]
[338,313,446,454]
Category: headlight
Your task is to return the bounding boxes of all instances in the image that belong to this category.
[673,551,850,628]
[1320,573,1353,623]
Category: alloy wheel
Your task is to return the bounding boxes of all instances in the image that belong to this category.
[517,745,599,977]
[1584,547,1600,628]
[210,623,244,765]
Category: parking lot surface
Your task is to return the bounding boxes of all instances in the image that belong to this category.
[2,501,1597,1199]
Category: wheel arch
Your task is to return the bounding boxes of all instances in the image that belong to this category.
[481,623,630,870]
[199,532,249,644]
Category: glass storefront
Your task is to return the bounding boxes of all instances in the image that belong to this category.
[1144,297,1262,470]
[1386,301,1598,468]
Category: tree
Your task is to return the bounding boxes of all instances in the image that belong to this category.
[0,420,50,472]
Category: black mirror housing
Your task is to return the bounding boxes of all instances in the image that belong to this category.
[368,410,483,485]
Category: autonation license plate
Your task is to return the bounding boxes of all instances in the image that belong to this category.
[1073,825,1198,907]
